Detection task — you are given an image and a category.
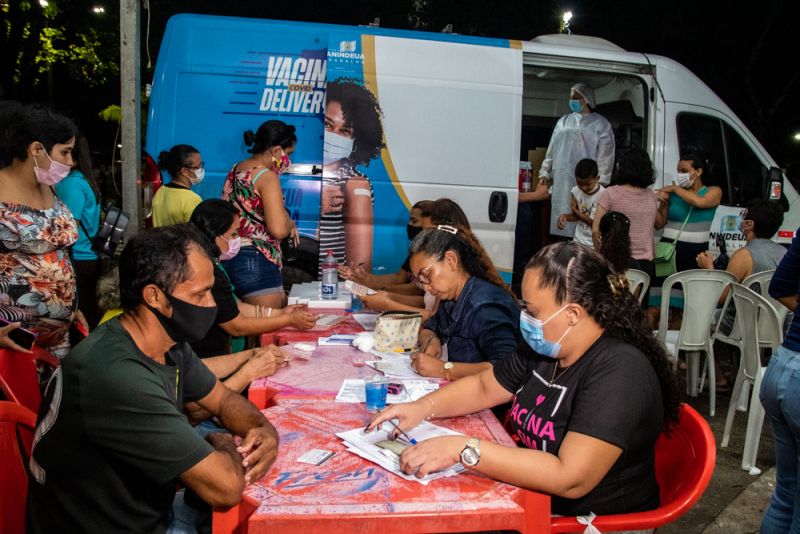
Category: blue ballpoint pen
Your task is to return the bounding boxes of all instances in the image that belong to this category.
[387,419,417,445]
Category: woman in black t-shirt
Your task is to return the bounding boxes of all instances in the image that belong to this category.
[189,200,317,359]
[368,241,680,517]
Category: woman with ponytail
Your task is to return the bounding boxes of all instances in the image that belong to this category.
[407,225,519,380]
[221,120,298,309]
[369,241,680,517]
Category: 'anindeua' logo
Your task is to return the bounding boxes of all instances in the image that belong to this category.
[720,214,739,233]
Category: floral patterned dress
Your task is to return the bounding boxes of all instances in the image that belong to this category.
[222,166,283,268]
[0,199,78,358]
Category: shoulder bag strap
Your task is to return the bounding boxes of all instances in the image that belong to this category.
[50,186,94,240]
[669,206,693,252]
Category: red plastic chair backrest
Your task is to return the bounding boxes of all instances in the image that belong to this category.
[0,347,59,415]
[0,401,37,534]
[550,403,715,532]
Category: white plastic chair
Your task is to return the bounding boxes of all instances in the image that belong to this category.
[657,269,736,417]
[711,270,785,410]
[720,283,783,475]
[625,269,650,304]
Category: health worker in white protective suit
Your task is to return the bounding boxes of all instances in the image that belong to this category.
[539,83,615,237]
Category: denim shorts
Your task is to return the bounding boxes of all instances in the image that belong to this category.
[221,245,283,298]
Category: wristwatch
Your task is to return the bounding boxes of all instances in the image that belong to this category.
[443,361,454,380]
[460,437,481,468]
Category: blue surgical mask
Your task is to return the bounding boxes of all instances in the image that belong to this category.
[520,306,573,358]
[323,131,354,164]
[568,99,584,113]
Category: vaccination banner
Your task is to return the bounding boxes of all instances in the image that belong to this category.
[319,32,409,273]
[146,16,521,280]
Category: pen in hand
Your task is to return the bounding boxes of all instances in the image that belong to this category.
[385,417,417,445]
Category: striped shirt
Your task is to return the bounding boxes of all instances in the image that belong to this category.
[317,161,373,275]
[662,187,716,244]
[597,185,659,260]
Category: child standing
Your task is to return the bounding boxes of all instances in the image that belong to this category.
[557,158,604,247]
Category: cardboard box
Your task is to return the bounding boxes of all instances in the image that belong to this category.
[528,147,547,189]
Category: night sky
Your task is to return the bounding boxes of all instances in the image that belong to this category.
[137,0,799,174]
[37,0,799,180]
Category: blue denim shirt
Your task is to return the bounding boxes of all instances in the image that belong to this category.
[769,227,800,352]
[424,276,520,364]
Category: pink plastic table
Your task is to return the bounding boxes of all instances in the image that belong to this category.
[260,310,366,347]
[213,399,551,533]
[248,344,377,408]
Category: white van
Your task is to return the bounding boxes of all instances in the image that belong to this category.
[145,15,796,283]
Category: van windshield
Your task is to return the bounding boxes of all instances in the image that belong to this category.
[520,67,648,166]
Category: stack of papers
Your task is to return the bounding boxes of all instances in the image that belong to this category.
[335,379,438,404]
[336,421,465,485]
[365,358,419,379]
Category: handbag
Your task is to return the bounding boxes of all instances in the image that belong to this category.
[373,311,422,352]
[91,206,129,257]
[52,187,129,258]
[653,206,692,278]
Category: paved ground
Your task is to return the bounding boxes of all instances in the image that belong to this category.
[660,346,776,534]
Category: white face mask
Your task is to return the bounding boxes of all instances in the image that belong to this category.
[190,167,205,185]
[675,172,694,188]
[323,131,354,164]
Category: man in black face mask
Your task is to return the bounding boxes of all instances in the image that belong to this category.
[28,224,280,534]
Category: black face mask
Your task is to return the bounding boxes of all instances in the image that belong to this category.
[147,291,217,344]
[407,224,423,241]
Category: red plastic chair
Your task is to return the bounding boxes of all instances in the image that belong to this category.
[0,400,37,534]
[550,403,716,533]
[0,347,60,415]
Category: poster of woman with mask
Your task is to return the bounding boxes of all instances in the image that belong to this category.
[539,82,615,238]
[319,78,385,271]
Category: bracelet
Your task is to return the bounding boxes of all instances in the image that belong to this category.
[256,305,263,318]
[422,396,436,420]
[267,307,272,318]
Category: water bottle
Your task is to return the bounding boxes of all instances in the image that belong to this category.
[321,250,338,299]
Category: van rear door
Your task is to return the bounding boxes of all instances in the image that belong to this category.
[321,30,522,279]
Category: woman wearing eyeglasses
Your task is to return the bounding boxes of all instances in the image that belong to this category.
[407,226,519,380]
[369,242,680,518]
[152,144,204,227]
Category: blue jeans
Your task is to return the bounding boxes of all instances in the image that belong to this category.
[221,245,283,298]
[760,345,800,534]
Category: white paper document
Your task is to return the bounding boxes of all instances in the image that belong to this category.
[352,313,379,330]
[365,357,420,379]
[318,334,358,346]
[335,378,438,404]
[336,421,465,485]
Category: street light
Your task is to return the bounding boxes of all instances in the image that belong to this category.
[39,0,48,7]
[561,11,573,34]
[793,132,800,142]
[92,5,105,14]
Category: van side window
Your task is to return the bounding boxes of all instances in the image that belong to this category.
[676,113,730,203]
[724,123,768,207]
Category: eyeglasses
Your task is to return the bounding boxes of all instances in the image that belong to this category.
[411,259,442,288]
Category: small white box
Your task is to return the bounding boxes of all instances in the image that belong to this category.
[288,282,352,309]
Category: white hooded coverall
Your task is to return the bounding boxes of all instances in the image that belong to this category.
[539,111,615,237]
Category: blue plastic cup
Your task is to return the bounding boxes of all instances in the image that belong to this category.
[364,376,389,412]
